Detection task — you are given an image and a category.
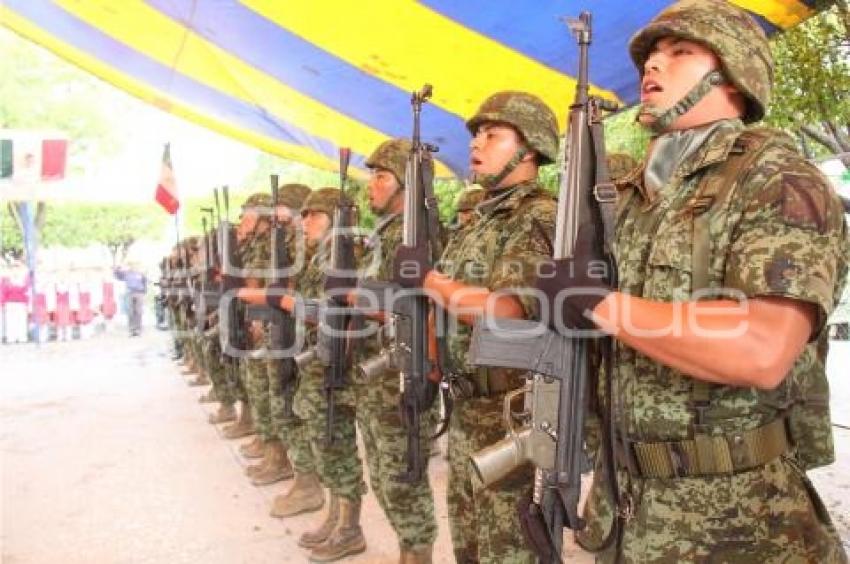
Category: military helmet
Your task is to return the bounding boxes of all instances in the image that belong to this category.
[276,183,311,210]
[366,138,411,186]
[301,187,350,218]
[628,0,773,123]
[456,187,486,212]
[466,91,560,164]
[242,192,272,211]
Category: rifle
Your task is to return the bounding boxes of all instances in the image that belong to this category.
[320,148,356,444]
[267,174,299,419]
[467,13,619,562]
[358,85,445,482]
[218,185,247,384]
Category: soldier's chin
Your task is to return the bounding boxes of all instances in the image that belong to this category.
[637,110,657,127]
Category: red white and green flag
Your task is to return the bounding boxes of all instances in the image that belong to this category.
[154,142,179,214]
[0,133,67,181]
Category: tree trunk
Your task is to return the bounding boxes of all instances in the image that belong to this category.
[800,124,850,168]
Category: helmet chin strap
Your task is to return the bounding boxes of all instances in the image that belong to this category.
[474,146,528,190]
[638,70,726,135]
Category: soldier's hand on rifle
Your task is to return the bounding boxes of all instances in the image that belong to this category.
[535,226,613,330]
[324,273,357,304]
[392,245,431,289]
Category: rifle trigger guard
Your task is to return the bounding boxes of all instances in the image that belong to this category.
[503,383,532,440]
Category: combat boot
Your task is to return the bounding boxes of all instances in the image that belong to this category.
[222,403,254,440]
[269,472,324,518]
[399,545,433,564]
[198,388,218,403]
[239,435,265,459]
[251,440,293,486]
[208,403,237,424]
[188,373,210,386]
[308,497,366,562]
[298,495,339,548]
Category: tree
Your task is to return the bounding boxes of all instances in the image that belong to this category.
[767,1,850,167]
[1,29,143,263]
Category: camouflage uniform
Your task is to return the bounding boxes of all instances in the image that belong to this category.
[293,189,365,503]
[435,91,559,564]
[354,138,438,552]
[239,210,275,443]
[581,3,850,562]
[439,178,556,563]
[267,184,311,453]
[203,312,235,406]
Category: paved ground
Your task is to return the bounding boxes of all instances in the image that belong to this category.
[1,322,848,563]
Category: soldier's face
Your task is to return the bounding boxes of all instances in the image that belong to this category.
[639,37,739,129]
[302,210,331,243]
[367,169,401,213]
[469,123,523,176]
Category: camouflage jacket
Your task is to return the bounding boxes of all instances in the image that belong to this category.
[238,229,272,350]
[357,212,402,363]
[610,119,849,443]
[294,242,328,380]
[437,179,557,378]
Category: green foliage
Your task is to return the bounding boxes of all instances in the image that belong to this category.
[605,106,651,161]
[0,28,133,170]
[766,5,850,130]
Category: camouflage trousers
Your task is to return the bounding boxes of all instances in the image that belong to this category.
[354,372,438,549]
[245,356,273,441]
[202,332,234,405]
[267,358,293,438]
[293,364,365,501]
[584,455,848,563]
[448,395,535,564]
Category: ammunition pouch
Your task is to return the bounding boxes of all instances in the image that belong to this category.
[617,418,791,479]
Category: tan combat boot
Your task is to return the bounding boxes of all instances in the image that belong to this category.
[244,439,271,478]
[198,388,218,403]
[399,545,433,564]
[208,403,237,424]
[308,497,366,562]
[269,472,324,518]
[251,440,293,486]
[188,373,210,386]
[298,495,339,548]
[239,435,265,459]
[222,403,254,440]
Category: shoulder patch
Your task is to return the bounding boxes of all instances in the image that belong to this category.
[781,171,829,233]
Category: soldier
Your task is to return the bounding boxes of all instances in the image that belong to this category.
[536,1,849,561]
[352,139,439,563]
[233,192,293,485]
[393,91,560,563]
[251,183,311,486]
[453,186,485,232]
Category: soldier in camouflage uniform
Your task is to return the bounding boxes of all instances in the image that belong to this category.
[233,193,293,485]
[348,138,439,563]
[536,2,849,562]
[275,188,367,562]
[254,183,312,487]
[393,91,560,563]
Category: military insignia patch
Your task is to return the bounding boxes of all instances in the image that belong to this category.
[781,172,828,233]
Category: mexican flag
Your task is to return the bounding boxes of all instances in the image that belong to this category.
[0,134,67,181]
[154,142,179,214]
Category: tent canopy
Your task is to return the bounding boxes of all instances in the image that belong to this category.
[0,1,821,178]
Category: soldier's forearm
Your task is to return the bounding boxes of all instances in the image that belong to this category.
[592,292,816,390]
[422,271,525,324]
